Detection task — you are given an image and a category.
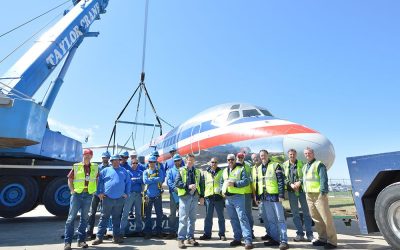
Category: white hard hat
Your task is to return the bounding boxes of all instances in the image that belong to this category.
[130,150,137,156]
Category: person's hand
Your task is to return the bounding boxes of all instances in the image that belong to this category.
[199,197,205,205]
[227,180,235,187]
[189,184,197,190]
[290,183,296,190]
[122,193,128,199]
[294,181,301,189]
[98,193,105,200]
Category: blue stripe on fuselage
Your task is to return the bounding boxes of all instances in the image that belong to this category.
[159,116,276,152]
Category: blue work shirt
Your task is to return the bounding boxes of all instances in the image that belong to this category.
[98,163,110,171]
[138,163,146,172]
[166,165,181,203]
[143,167,165,198]
[164,158,185,173]
[97,166,130,199]
[120,162,130,172]
[127,168,143,193]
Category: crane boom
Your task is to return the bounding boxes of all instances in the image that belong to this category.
[0,0,108,161]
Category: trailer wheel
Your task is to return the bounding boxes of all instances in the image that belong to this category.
[0,176,39,218]
[42,177,70,217]
[375,182,400,248]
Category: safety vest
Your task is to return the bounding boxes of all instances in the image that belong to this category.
[73,162,98,194]
[242,163,252,194]
[254,162,279,195]
[303,160,321,193]
[222,165,246,195]
[204,169,223,197]
[283,160,304,190]
[177,167,201,196]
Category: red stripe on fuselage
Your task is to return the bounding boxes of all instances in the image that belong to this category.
[158,123,317,161]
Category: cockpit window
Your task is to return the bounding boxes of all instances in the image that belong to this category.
[243,109,261,117]
[230,104,240,110]
[227,111,240,121]
[260,109,273,116]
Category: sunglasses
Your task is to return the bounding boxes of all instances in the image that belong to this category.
[148,161,156,163]
[132,162,138,164]
[227,159,235,161]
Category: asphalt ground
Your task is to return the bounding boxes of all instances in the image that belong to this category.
[0,202,391,250]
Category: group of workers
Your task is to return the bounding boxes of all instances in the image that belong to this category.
[63,147,337,250]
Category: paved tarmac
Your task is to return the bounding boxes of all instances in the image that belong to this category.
[0,202,391,250]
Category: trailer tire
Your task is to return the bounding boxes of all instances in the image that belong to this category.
[375,182,400,248]
[0,176,39,218]
[42,177,71,217]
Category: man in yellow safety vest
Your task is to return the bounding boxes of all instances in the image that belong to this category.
[303,147,337,249]
[64,148,98,250]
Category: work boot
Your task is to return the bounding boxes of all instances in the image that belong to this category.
[186,238,199,246]
[199,234,211,240]
[166,233,177,239]
[155,232,164,238]
[229,240,242,246]
[263,239,280,246]
[144,233,152,240]
[77,241,88,248]
[113,237,124,244]
[219,235,227,241]
[178,240,187,249]
[261,234,272,241]
[307,236,314,242]
[293,235,305,242]
[91,238,103,245]
[64,243,72,250]
[244,243,254,250]
[324,243,337,249]
[279,242,289,250]
[312,240,327,246]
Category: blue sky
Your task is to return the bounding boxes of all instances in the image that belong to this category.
[1,1,399,179]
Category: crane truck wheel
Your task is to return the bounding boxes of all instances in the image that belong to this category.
[375,182,400,248]
[42,177,70,217]
[0,176,39,218]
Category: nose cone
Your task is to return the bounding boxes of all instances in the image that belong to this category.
[283,133,335,170]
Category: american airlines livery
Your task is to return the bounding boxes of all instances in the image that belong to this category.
[137,103,335,169]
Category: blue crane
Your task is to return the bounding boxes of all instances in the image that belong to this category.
[0,0,109,218]
[0,0,108,161]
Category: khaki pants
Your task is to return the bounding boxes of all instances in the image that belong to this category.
[306,193,337,246]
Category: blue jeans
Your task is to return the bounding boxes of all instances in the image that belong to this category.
[259,201,269,234]
[87,194,101,234]
[178,194,198,240]
[120,192,143,234]
[64,192,92,244]
[288,191,313,238]
[169,194,179,233]
[263,200,288,243]
[225,194,252,245]
[144,195,163,234]
[96,196,125,239]
[245,194,254,231]
[204,196,225,237]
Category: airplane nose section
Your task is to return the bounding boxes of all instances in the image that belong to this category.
[282,133,335,170]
